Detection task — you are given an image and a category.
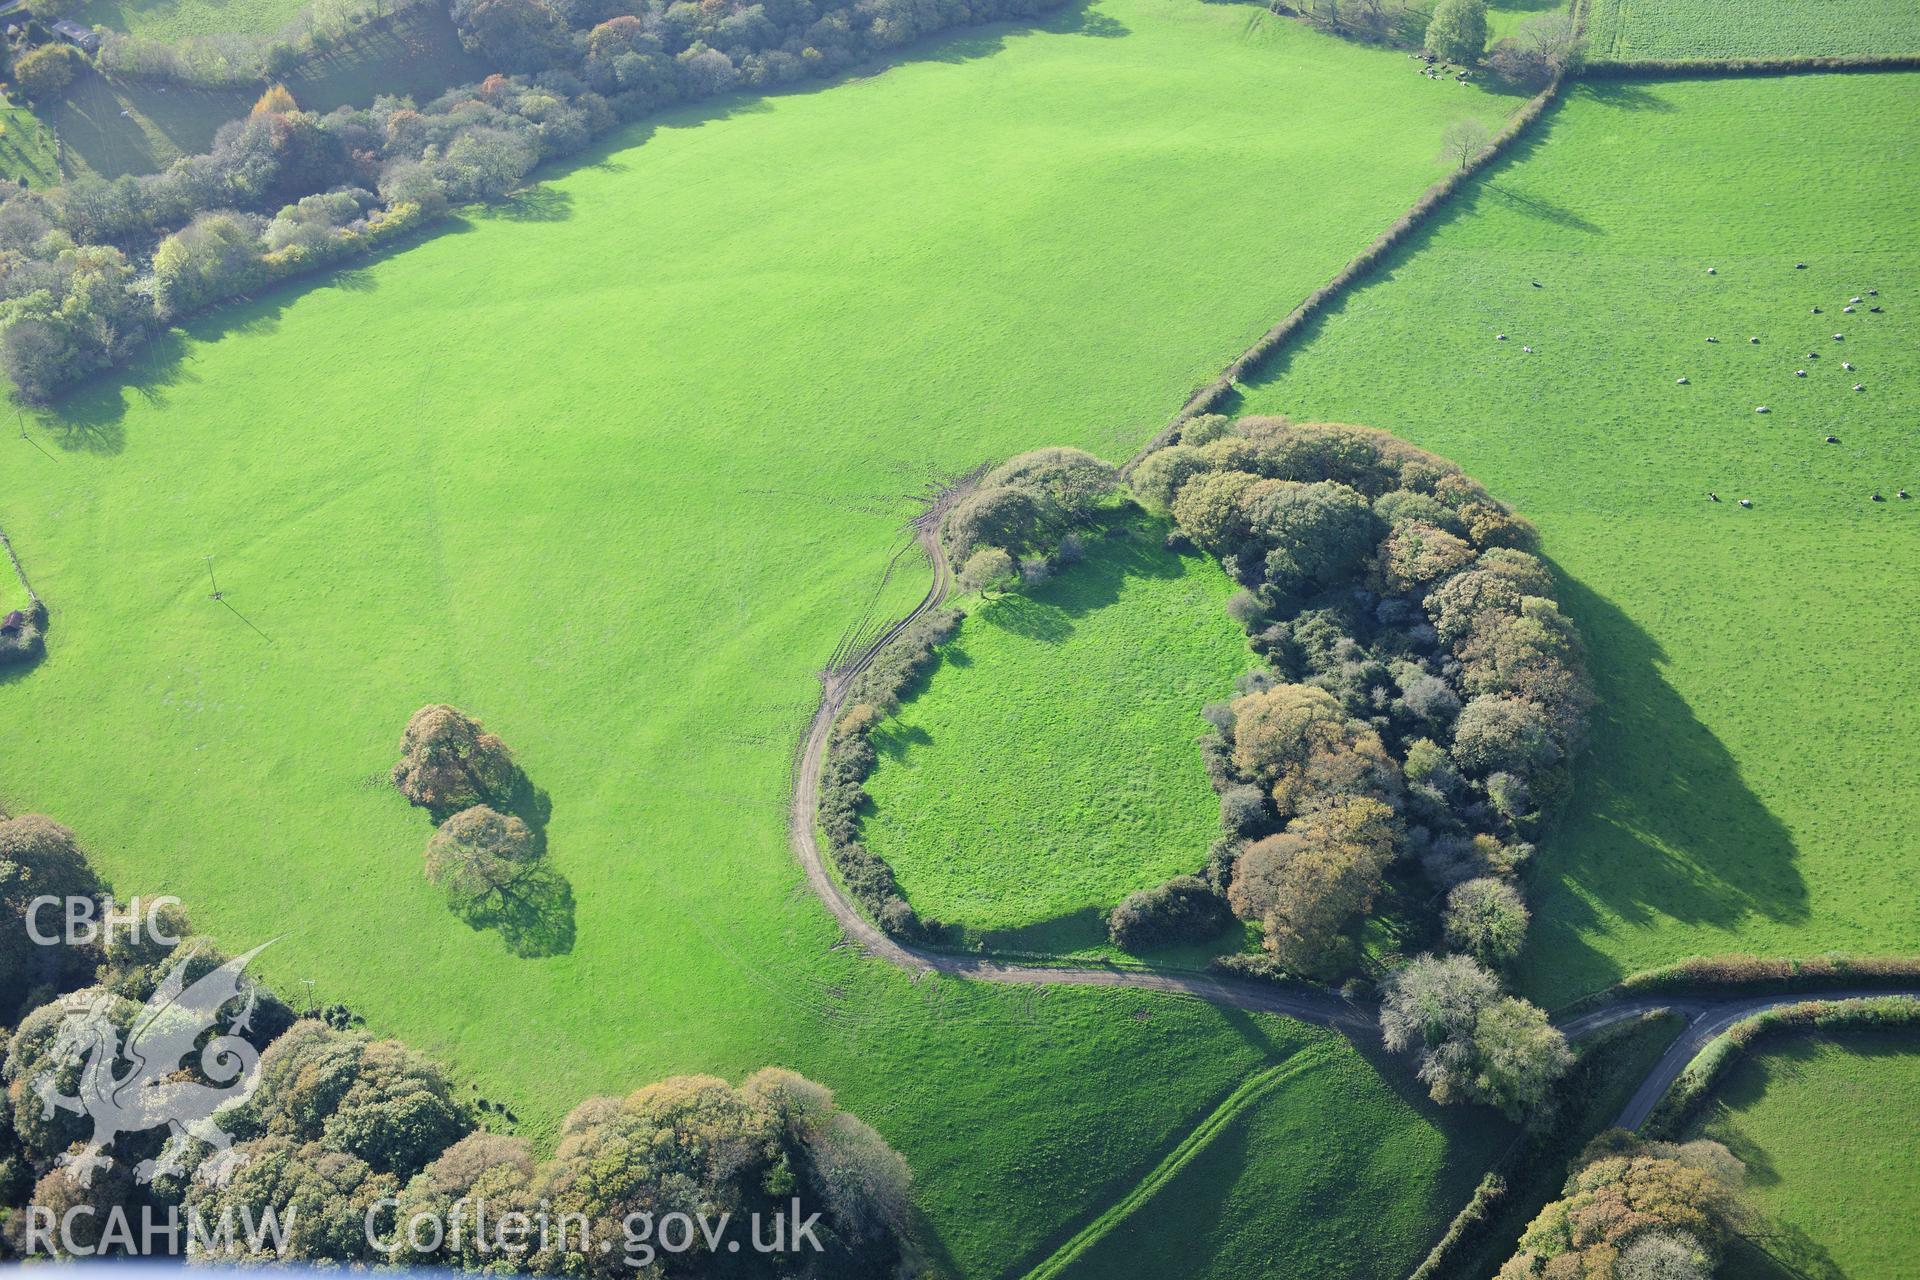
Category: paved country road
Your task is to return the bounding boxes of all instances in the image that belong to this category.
[787,495,1920,1129]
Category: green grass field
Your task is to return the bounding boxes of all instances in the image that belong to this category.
[76,0,312,40]
[0,2,1528,1272]
[1232,73,1920,1006]
[1688,1028,1920,1279]
[0,95,61,187]
[862,515,1256,949]
[45,13,486,180]
[1586,0,1920,60]
[1035,1039,1511,1280]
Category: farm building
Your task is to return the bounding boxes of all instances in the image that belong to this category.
[50,18,100,51]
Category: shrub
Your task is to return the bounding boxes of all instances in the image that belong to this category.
[13,46,83,100]
[1443,876,1529,966]
[959,546,1017,594]
[1108,875,1233,951]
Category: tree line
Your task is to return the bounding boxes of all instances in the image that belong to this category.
[0,812,916,1272]
[0,0,1070,402]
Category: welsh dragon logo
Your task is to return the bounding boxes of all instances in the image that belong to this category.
[33,941,273,1188]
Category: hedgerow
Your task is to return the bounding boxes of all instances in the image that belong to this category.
[818,606,963,940]
[1644,995,1920,1137]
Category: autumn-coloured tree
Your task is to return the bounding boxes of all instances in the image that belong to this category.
[1228,684,1400,819]
[390,704,519,816]
[251,83,297,116]
[1499,1134,1744,1279]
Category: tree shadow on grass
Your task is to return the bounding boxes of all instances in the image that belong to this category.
[1573,79,1679,114]
[420,761,574,957]
[451,860,577,958]
[1514,574,1807,1004]
[975,517,1187,646]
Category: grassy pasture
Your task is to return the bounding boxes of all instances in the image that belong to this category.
[77,0,313,40]
[1687,1027,1920,1279]
[1586,0,1920,60]
[1232,73,1920,1006]
[0,95,61,187]
[0,1,1528,1272]
[1037,1039,1511,1280]
[45,12,486,180]
[862,514,1257,950]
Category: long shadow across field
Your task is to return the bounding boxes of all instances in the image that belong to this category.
[1519,578,1807,1002]
[1210,85,1811,1004]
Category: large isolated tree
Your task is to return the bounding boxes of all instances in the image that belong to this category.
[390,704,519,817]
[423,805,540,918]
[1426,0,1489,63]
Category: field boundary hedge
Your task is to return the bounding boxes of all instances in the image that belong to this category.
[1584,53,1920,78]
[1554,952,1920,1018]
[1128,74,1567,469]
[1642,994,1920,1138]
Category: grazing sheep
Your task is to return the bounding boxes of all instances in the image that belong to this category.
[1850,296,1862,303]
[1854,383,1865,392]
[1812,307,1823,314]
[1523,345,1534,353]
[1531,280,1543,288]
[1871,492,1884,502]
[1496,333,1508,340]
[1708,267,1718,275]
[1834,333,1845,340]
[1755,405,1770,413]
[1868,288,1878,296]
[1739,499,1753,508]
[1676,376,1689,384]
[1750,336,1761,344]
[1870,305,1884,313]
[1844,306,1856,313]
[1796,369,1807,377]
[1826,436,1840,444]
[1708,492,1720,501]
[1796,262,1808,269]
[1707,336,1720,343]
[1899,489,1910,499]
[1843,361,1854,370]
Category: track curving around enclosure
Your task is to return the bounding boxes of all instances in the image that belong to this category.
[786,496,1920,1127]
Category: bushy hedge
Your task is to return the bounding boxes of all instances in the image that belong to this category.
[1138,75,1563,459]
[0,600,47,669]
[1586,52,1920,77]
[1645,995,1920,1137]
[0,837,913,1273]
[1107,875,1233,951]
[1620,951,1920,995]
[818,607,962,940]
